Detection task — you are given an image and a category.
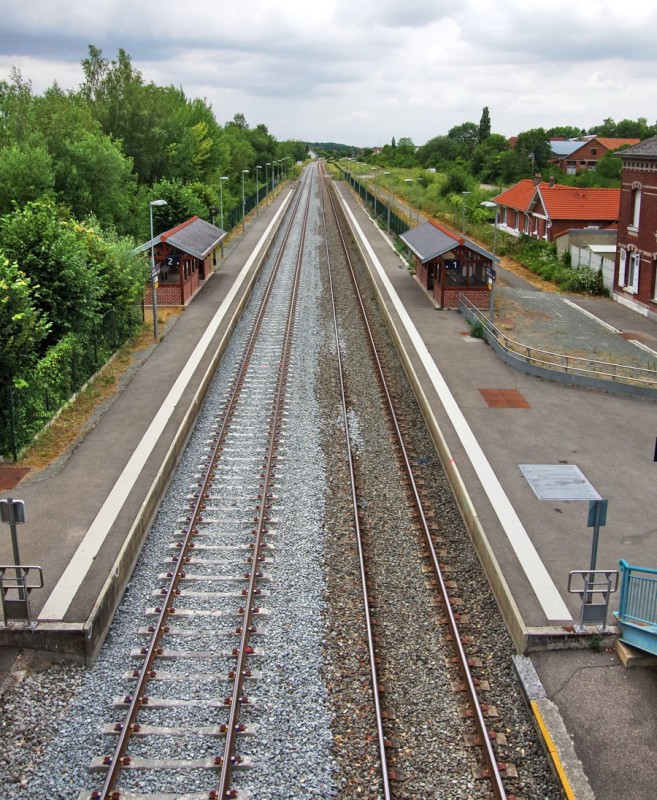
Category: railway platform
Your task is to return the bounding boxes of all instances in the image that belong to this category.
[1,171,657,799]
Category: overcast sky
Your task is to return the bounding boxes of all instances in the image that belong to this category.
[1,0,656,148]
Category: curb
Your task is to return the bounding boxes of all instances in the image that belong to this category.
[513,655,594,800]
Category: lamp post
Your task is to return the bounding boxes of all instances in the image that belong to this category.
[241,169,249,233]
[480,201,499,320]
[383,171,391,233]
[149,199,167,339]
[265,163,270,205]
[255,165,262,216]
[404,178,414,227]
[461,191,471,234]
[219,176,228,256]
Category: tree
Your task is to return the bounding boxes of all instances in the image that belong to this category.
[0,143,55,214]
[478,107,491,142]
[0,200,101,346]
[514,128,551,172]
[471,133,510,182]
[417,135,462,167]
[0,255,51,385]
[447,122,479,157]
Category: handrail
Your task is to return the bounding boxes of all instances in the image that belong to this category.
[459,295,657,392]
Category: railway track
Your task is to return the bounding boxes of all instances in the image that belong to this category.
[72,160,560,800]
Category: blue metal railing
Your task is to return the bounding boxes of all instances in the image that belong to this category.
[617,559,657,627]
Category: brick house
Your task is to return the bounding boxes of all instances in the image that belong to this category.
[555,137,640,175]
[401,219,495,310]
[492,178,619,242]
[136,217,227,307]
[613,136,657,319]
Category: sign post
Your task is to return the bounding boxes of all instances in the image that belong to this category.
[0,498,25,600]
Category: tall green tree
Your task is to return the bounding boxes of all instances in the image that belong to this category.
[478,106,491,142]
[0,255,51,385]
[0,143,55,214]
[0,201,101,346]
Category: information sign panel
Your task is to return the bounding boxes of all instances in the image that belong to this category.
[519,464,602,501]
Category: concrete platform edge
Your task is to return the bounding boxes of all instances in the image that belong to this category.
[340,193,530,653]
[513,655,595,800]
[1,207,285,664]
[79,220,282,664]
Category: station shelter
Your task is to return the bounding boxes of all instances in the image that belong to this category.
[135,216,227,307]
[401,219,496,310]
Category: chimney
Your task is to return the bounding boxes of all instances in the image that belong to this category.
[549,174,555,188]
[534,173,541,185]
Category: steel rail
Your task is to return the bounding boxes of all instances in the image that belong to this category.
[93,169,311,800]
[217,175,312,798]
[318,172,392,799]
[323,165,508,799]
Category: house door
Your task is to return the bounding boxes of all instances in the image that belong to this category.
[427,263,435,291]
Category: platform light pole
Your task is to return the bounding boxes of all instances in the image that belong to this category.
[241,169,249,233]
[149,198,167,340]
[383,171,391,233]
[404,178,414,227]
[219,176,228,256]
[461,190,471,234]
[255,165,262,216]
[265,163,270,205]
[480,200,498,320]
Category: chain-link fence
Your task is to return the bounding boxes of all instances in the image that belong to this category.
[335,168,412,237]
[0,305,143,461]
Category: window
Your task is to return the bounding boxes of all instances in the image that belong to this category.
[591,148,597,155]
[653,261,657,301]
[627,252,640,293]
[618,248,626,286]
[630,187,641,230]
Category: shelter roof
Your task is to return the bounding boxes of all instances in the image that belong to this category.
[400,219,494,263]
[134,217,227,259]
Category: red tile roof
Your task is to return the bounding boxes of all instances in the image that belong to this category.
[594,137,640,150]
[493,180,619,221]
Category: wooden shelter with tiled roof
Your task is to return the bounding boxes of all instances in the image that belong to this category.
[134,216,227,307]
[492,179,620,242]
[401,219,496,309]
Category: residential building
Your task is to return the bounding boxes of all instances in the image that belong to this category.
[492,178,619,242]
[613,136,657,319]
[554,137,640,175]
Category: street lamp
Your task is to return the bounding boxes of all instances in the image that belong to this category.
[481,200,499,321]
[149,198,167,339]
[404,178,414,227]
[461,191,471,234]
[265,163,270,205]
[383,171,391,233]
[255,165,262,216]
[219,176,228,256]
[241,169,249,233]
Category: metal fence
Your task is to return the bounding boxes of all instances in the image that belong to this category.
[615,560,657,656]
[0,305,143,461]
[337,169,412,237]
[458,295,657,396]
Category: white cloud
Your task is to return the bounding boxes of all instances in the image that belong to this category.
[0,0,656,146]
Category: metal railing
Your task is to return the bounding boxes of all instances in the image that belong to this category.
[616,560,657,628]
[459,295,657,394]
